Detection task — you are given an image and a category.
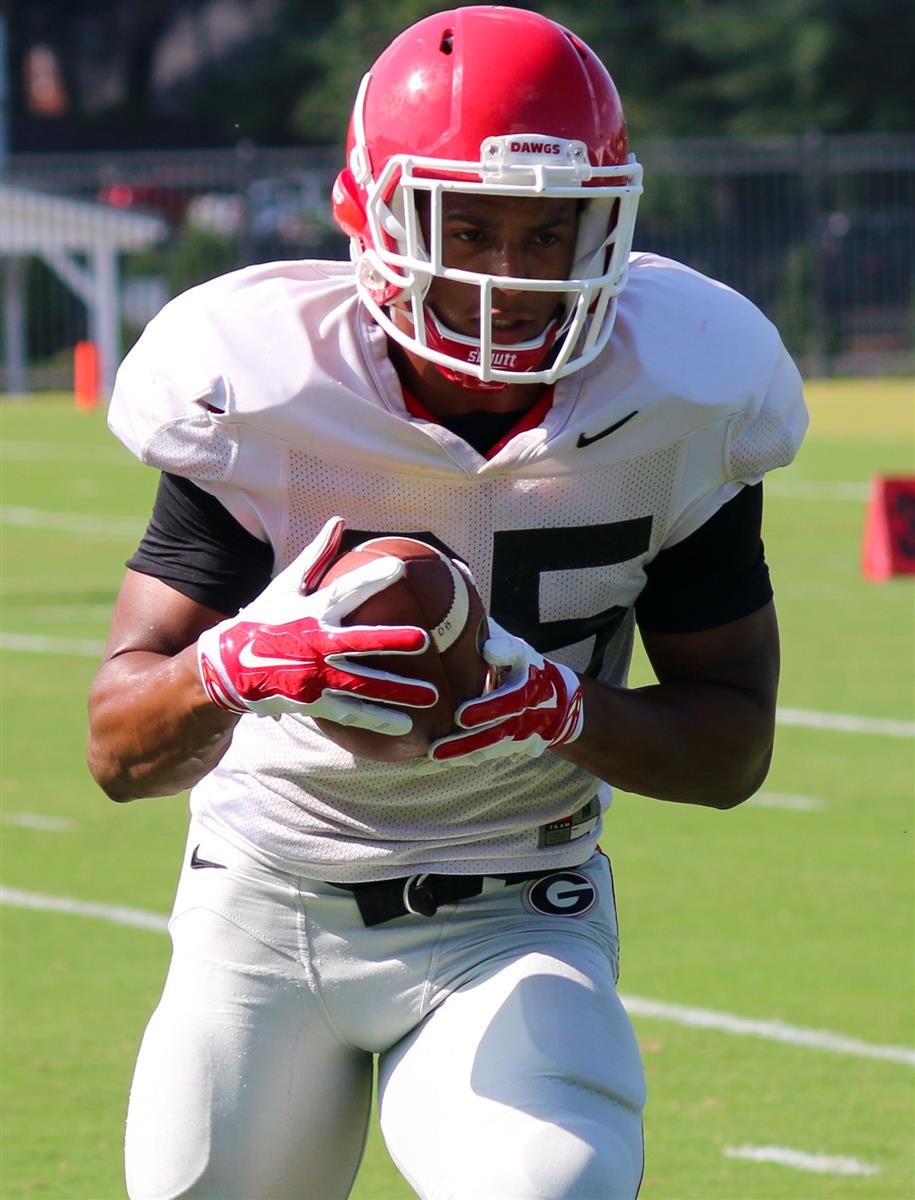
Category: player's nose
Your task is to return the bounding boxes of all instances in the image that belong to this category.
[486,239,528,279]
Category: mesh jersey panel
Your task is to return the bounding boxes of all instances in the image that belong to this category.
[728,409,798,483]
[191,441,681,877]
[143,414,237,481]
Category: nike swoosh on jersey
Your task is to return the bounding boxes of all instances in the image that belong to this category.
[190,845,226,870]
[576,410,639,448]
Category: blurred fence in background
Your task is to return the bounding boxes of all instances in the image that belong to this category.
[2,133,913,393]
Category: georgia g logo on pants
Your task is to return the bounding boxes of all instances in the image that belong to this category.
[524,871,597,917]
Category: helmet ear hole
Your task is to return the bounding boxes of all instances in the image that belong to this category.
[332,168,369,241]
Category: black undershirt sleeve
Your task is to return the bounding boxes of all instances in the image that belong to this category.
[635,482,772,633]
[128,473,771,633]
[127,473,274,615]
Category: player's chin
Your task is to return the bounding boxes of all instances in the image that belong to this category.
[313,717,432,762]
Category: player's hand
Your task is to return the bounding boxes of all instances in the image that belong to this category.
[428,620,584,764]
[196,517,438,730]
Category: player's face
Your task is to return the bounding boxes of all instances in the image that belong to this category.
[423,193,579,343]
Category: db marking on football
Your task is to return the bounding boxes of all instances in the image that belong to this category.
[525,871,596,917]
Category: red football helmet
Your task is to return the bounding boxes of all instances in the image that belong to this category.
[332,5,643,391]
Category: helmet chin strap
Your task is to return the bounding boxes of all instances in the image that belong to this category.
[433,365,508,394]
[418,309,561,393]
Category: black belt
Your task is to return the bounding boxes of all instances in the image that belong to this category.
[330,870,554,926]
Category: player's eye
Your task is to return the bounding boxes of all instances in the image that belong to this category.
[450,227,484,243]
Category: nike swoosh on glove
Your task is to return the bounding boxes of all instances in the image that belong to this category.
[197,517,438,730]
[429,619,584,765]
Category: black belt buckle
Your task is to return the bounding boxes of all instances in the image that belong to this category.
[340,870,552,927]
[403,873,437,917]
[344,873,485,925]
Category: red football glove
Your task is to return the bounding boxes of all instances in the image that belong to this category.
[429,620,584,765]
[197,517,438,731]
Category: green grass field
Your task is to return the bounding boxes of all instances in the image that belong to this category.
[1,380,913,1199]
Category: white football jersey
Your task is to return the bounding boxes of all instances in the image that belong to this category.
[109,253,807,880]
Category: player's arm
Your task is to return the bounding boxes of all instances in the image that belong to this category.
[433,609,778,810]
[88,541,440,802]
[559,482,779,807]
[89,472,263,800]
[87,571,242,801]
[88,477,438,802]
[561,603,778,808]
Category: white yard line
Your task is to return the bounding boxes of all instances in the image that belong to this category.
[777,706,914,738]
[747,792,825,811]
[0,886,169,932]
[2,813,77,832]
[1,506,145,537]
[0,441,134,466]
[764,481,870,501]
[0,632,105,657]
[724,1145,880,1176]
[623,995,915,1067]
[2,885,913,1068]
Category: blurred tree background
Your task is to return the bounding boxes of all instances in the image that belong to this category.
[5,1,914,381]
[10,0,915,154]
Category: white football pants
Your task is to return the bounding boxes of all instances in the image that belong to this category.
[125,820,646,1200]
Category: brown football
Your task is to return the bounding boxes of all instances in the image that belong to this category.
[313,537,489,761]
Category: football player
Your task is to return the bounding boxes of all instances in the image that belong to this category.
[88,7,807,1199]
